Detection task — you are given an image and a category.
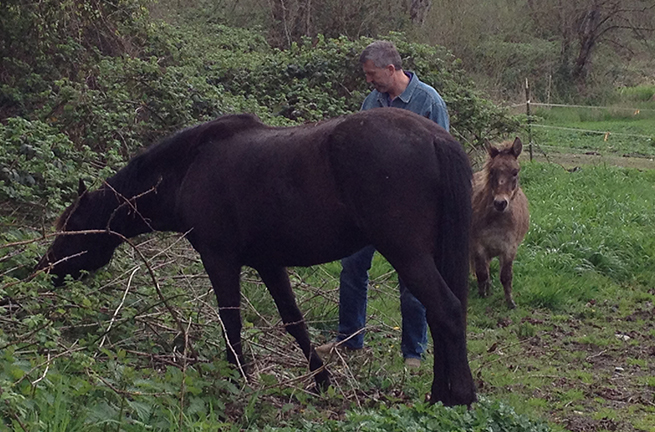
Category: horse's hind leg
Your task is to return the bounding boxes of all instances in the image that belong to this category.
[385,253,475,406]
[256,265,330,390]
[499,254,517,309]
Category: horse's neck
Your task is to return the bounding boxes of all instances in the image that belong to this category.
[100,185,160,239]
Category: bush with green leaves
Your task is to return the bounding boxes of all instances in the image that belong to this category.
[0,117,96,210]
[204,31,520,141]
[0,0,153,117]
[2,5,520,211]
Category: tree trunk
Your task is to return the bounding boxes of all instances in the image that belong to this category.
[270,0,312,47]
[410,0,431,25]
[572,6,601,83]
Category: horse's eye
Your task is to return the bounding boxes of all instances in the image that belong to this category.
[512,169,519,177]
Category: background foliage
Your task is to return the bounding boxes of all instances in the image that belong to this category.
[0,0,518,208]
[2,0,655,431]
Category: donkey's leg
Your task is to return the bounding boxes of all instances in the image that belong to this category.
[256,265,330,389]
[473,253,491,298]
[499,254,517,309]
[198,253,245,368]
[385,253,475,407]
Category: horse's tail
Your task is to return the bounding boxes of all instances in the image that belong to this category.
[433,137,473,313]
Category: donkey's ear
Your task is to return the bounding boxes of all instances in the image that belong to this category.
[511,137,523,157]
[485,139,499,158]
[77,179,87,197]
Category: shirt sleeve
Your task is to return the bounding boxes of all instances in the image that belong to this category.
[426,97,450,132]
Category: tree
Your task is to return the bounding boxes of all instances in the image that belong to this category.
[527,0,655,86]
[269,0,313,46]
[409,0,432,25]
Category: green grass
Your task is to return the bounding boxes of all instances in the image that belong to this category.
[528,87,655,159]
[530,105,655,158]
[3,143,655,430]
[617,85,655,103]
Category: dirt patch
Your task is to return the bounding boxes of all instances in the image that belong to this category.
[564,415,621,432]
[475,305,655,432]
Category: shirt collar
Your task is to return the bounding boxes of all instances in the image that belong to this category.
[376,71,417,106]
[397,71,417,103]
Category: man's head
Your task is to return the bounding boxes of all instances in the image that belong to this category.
[359,41,404,95]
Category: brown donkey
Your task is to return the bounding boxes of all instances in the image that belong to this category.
[471,137,529,308]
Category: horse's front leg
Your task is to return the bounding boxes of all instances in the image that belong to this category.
[499,254,517,309]
[256,265,330,390]
[197,252,246,369]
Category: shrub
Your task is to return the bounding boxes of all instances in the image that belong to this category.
[0,117,95,210]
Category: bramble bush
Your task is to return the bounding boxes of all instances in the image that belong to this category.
[0,117,95,210]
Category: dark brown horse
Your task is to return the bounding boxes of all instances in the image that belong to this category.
[35,108,476,406]
[471,137,530,309]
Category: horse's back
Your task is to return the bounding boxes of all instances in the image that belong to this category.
[176,115,362,266]
[177,109,470,268]
[328,109,472,280]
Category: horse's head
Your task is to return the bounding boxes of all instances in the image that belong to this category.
[484,137,523,213]
[36,180,121,286]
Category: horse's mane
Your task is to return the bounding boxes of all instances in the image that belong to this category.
[54,114,267,231]
[55,202,76,230]
[108,114,265,195]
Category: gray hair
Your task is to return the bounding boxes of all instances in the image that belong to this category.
[359,41,403,69]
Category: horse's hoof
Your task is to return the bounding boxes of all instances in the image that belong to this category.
[506,298,517,309]
[314,369,331,392]
[447,385,478,408]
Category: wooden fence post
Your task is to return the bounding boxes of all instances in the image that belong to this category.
[525,78,533,162]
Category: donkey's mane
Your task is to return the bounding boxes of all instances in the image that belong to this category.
[482,140,516,169]
[488,139,516,156]
[475,140,517,189]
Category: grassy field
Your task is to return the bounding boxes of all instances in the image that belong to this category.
[2,97,655,430]
[299,162,655,431]
[2,162,654,431]
[525,87,655,168]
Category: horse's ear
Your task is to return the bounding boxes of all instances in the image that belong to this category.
[78,179,87,197]
[511,137,523,157]
[485,140,499,158]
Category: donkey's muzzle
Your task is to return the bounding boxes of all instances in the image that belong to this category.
[493,199,508,212]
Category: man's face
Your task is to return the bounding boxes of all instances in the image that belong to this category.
[362,59,394,93]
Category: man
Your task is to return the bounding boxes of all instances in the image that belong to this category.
[316,40,451,368]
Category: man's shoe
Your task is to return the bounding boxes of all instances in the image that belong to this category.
[315,340,360,356]
[404,357,421,369]
[315,340,338,355]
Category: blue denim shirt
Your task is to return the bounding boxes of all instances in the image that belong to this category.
[360,72,450,132]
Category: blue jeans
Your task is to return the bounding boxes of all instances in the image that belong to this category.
[336,245,428,359]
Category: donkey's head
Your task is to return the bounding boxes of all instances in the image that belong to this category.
[36,180,121,286]
[484,137,523,213]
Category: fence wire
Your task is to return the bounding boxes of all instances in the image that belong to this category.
[507,100,655,165]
